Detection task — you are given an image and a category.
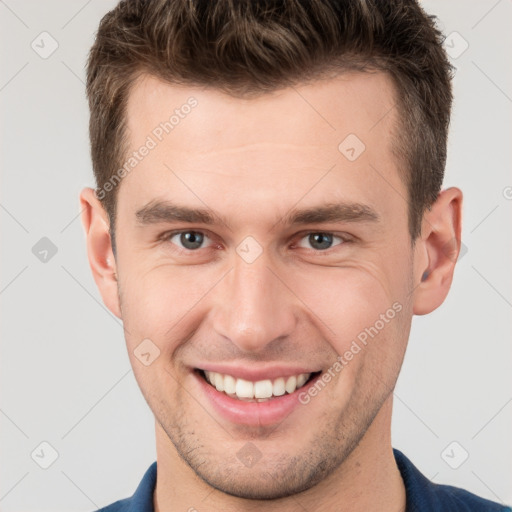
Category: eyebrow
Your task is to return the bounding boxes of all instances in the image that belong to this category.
[136,201,226,226]
[281,202,379,226]
[135,200,380,228]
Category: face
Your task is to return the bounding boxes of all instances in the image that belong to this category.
[90,72,426,498]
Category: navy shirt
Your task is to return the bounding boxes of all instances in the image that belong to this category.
[96,448,511,511]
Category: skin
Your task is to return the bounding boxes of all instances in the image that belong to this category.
[81,71,462,511]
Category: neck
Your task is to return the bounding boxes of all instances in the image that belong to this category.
[154,397,405,512]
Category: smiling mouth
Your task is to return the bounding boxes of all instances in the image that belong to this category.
[195,369,321,402]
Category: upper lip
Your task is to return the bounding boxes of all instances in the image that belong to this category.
[195,364,322,382]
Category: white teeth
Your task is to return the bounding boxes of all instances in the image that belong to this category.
[254,379,273,399]
[296,373,308,388]
[201,370,313,400]
[235,378,254,398]
[214,372,224,392]
[224,374,236,394]
[272,377,286,396]
[285,376,297,394]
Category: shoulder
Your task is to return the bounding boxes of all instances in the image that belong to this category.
[435,483,512,511]
[393,448,511,512]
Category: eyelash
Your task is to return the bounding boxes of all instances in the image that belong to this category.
[159,229,352,254]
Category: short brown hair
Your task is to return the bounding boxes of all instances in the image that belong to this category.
[86,0,453,241]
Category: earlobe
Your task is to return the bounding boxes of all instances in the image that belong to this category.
[412,187,463,315]
[80,188,122,319]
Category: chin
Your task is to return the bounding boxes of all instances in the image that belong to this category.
[192,461,324,501]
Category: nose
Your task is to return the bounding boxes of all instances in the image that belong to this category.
[211,251,298,354]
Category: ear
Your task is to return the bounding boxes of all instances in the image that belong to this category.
[412,187,463,315]
[80,188,121,319]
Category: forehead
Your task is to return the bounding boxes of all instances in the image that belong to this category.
[120,71,404,228]
[126,71,398,153]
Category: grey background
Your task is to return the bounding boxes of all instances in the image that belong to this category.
[1,1,511,510]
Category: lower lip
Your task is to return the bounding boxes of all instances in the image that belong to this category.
[194,371,321,427]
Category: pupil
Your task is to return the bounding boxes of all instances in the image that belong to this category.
[181,231,203,249]
[310,233,332,250]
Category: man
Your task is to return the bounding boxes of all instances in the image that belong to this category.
[80,1,510,510]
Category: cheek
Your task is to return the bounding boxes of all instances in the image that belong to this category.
[290,261,411,384]
[118,263,219,349]
[292,264,402,339]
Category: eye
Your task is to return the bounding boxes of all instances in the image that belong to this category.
[165,230,213,251]
[296,232,345,251]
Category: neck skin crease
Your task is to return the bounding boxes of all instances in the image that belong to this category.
[153,398,406,512]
